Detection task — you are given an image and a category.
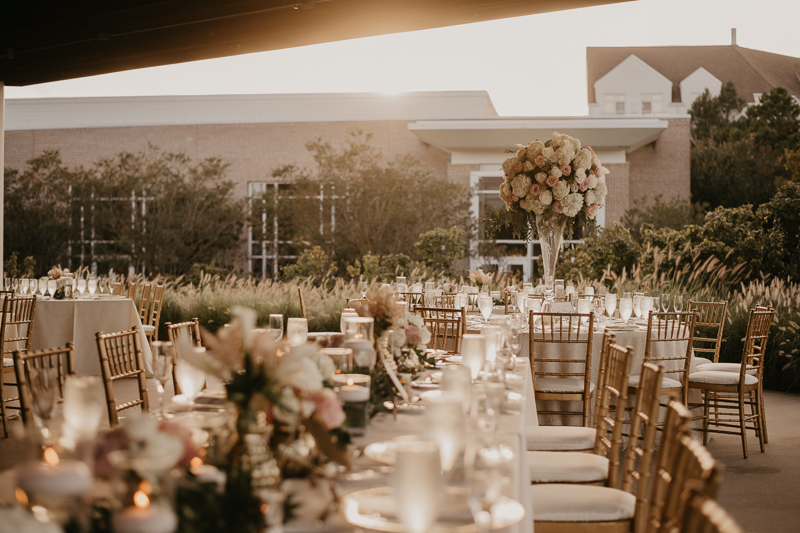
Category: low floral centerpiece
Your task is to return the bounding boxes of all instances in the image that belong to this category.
[469,268,493,293]
[487,131,609,295]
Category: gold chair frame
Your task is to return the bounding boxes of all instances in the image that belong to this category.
[13,343,75,425]
[413,306,465,354]
[529,311,595,426]
[145,285,165,343]
[137,283,153,324]
[687,301,728,364]
[680,491,743,533]
[0,295,37,437]
[297,288,307,319]
[96,326,150,427]
[165,318,203,395]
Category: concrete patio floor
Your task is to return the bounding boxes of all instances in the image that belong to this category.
[0,381,797,532]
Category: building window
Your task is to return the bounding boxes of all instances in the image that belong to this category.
[604,94,625,115]
[641,93,662,114]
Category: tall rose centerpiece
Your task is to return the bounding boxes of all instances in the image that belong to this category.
[488,132,608,298]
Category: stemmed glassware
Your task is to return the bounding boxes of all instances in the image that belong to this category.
[652,297,660,314]
[268,314,284,341]
[77,278,87,298]
[12,278,19,294]
[47,279,57,298]
[152,341,175,419]
[63,375,105,443]
[29,278,38,297]
[661,293,671,312]
[3,278,9,291]
[20,278,30,295]
[39,277,48,297]
[360,281,368,298]
[633,294,643,320]
[477,294,493,322]
[175,354,206,416]
[605,293,617,319]
[28,364,58,446]
[593,297,604,330]
[88,277,98,299]
[673,294,684,313]
[619,296,633,324]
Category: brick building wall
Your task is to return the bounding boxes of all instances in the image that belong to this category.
[626,118,691,208]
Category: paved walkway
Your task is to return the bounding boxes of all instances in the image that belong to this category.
[0,382,798,532]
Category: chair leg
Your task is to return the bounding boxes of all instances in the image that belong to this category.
[753,391,766,453]
[0,378,7,438]
[738,390,748,459]
[758,384,768,444]
[702,390,711,446]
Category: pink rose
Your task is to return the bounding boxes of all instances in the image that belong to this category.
[579,179,589,192]
[546,174,559,187]
[310,390,346,430]
[560,164,572,176]
[513,161,524,173]
[534,155,546,167]
[586,146,595,155]
[586,204,600,216]
[553,201,564,213]
[404,324,422,345]
[594,168,601,178]
[530,183,542,196]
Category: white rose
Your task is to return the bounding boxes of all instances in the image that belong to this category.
[549,166,562,179]
[526,140,545,159]
[502,157,518,176]
[535,172,547,184]
[511,174,532,198]
[542,146,555,161]
[574,150,591,170]
[539,189,553,205]
[574,168,587,184]
[585,190,596,205]
[588,175,599,188]
[561,193,585,217]
[520,196,545,215]
[523,160,535,172]
[591,154,600,168]
[552,180,570,201]
[594,179,608,199]
[570,182,580,193]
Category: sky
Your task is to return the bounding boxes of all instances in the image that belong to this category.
[5,0,800,117]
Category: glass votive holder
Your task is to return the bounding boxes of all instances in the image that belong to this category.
[286,317,308,347]
[344,316,374,343]
[461,334,486,380]
[321,347,354,375]
[333,374,371,436]
[584,286,595,296]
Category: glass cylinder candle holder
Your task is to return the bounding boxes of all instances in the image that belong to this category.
[461,334,486,380]
[584,286,595,296]
[480,325,503,363]
[333,374,371,436]
[286,318,308,347]
[343,317,375,371]
[321,347,354,375]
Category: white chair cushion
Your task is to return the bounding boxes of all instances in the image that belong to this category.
[696,362,757,376]
[141,325,156,334]
[528,451,608,483]
[526,426,596,451]
[693,356,713,367]
[2,358,13,368]
[628,374,682,389]
[530,484,635,522]
[689,371,758,386]
[536,377,595,394]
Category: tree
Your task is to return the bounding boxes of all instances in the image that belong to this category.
[620,195,707,243]
[274,131,471,267]
[689,81,746,143]
[414,226,466,275]
[739,87,800,152]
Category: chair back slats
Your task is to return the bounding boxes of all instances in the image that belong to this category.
[620,362,664,532]
[687,301,728,363]
[96,327,149,426]
[681,491,744,533]
[425,294,457,308]
[529,311,595,426]
[138,283,153,323]
[145,285,166,342]
[396,293,424,310]
[13,343,76,425]
[111,282,125,296]
[644,311,696,404]
[591,340,633,488]
[127,282,138,300]
[1,295,37,356]
[647,400,693,532]
[413,306,465,354]
[741,307,774,380]
[166,318,203,396]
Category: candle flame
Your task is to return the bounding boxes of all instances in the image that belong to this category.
[347,378,354,386]
[43,447,60,467]
[15,488,28,506]
[134,490,150,509]
[190,456,203,467]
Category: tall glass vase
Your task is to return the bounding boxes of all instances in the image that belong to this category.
[535,214,567,300]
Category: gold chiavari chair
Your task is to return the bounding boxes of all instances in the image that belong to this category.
[424,293,457,308]
[529,363,665,533]
[110,281,125,296]
[413,306,465,354]
[297,288,307,319]
[680,490,744,533]
[396,292,424,310]
[627,311,696,408]
[137,283,153,325]
[529,311,595,426]
[689,307,773,458]
[687,301,728,367]
[142,284,165,344]
[96,326,150,427]
[126,281,138,299]
[165,318,203,395]
[526,331,617,452]
[528,339,633,485]
[1,295,37,437]
[13,343,75,425]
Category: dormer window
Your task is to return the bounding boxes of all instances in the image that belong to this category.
[605,94,625,115]
[641,94,662,114]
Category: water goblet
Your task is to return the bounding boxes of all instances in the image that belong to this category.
[605,293,617,318]
[12,278,19,294]
[392,440,443,533]
[20,278,30,295]
[516,292,527,315]
[640,297,654,321]
[619,297,633,324]
[286,318,308,346]
[152,341,175,419]
[63,375,105,442]
[593,297,604,329]
[268,314,284,341]
[76,278,86,298]
[661,293,670,312]
[47,279,57,298]
[652,297,660,313]
[477,294,493,322]
[673,294,684,313]
[3,278,9,291]
[29,278,38,297]
[578,298,593,326]
[88,278,97,299]
[359,281,368,298]
[39,277,48,297]
[28,364,58,445]
[633,294,643,320]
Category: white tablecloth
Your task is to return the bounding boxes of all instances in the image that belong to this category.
[30,297,153,375]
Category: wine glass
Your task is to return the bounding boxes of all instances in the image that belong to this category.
[359,281,368,298]
[633,294,643,320]
[619,297,633,324]
[88,278,98,299]
[47,279,57,298]
[29,278,38,297]
[461,334,486,380]
[63,375,105,442]
[39,277,48,297]
[28,364,58,445]
[175,355,206,412]
[268,314,284,341]
[661,293,670,312]
[3,278,9,291]
[640,297,654,322]
[652,297,660,313]
[20,278,29,295]
[152,342,175,419]
[593,297,604,329]
[673,294,684,313]
[578,298,592,326]
[605,293,617,318]
[286,318,308,346]
[77,278,87,298]
[477,295,493,322]
[12,278,19,294]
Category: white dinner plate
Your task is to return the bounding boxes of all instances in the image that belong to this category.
[363,435,424,466]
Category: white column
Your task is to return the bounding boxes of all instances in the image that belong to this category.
[0,82,4,281]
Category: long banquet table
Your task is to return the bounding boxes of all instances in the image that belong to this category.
[30,296,153,375]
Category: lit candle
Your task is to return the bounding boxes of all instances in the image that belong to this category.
[190,457,227,493]
[113,490,177,533]
[17,447,92,499]
[335,376,371,435]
